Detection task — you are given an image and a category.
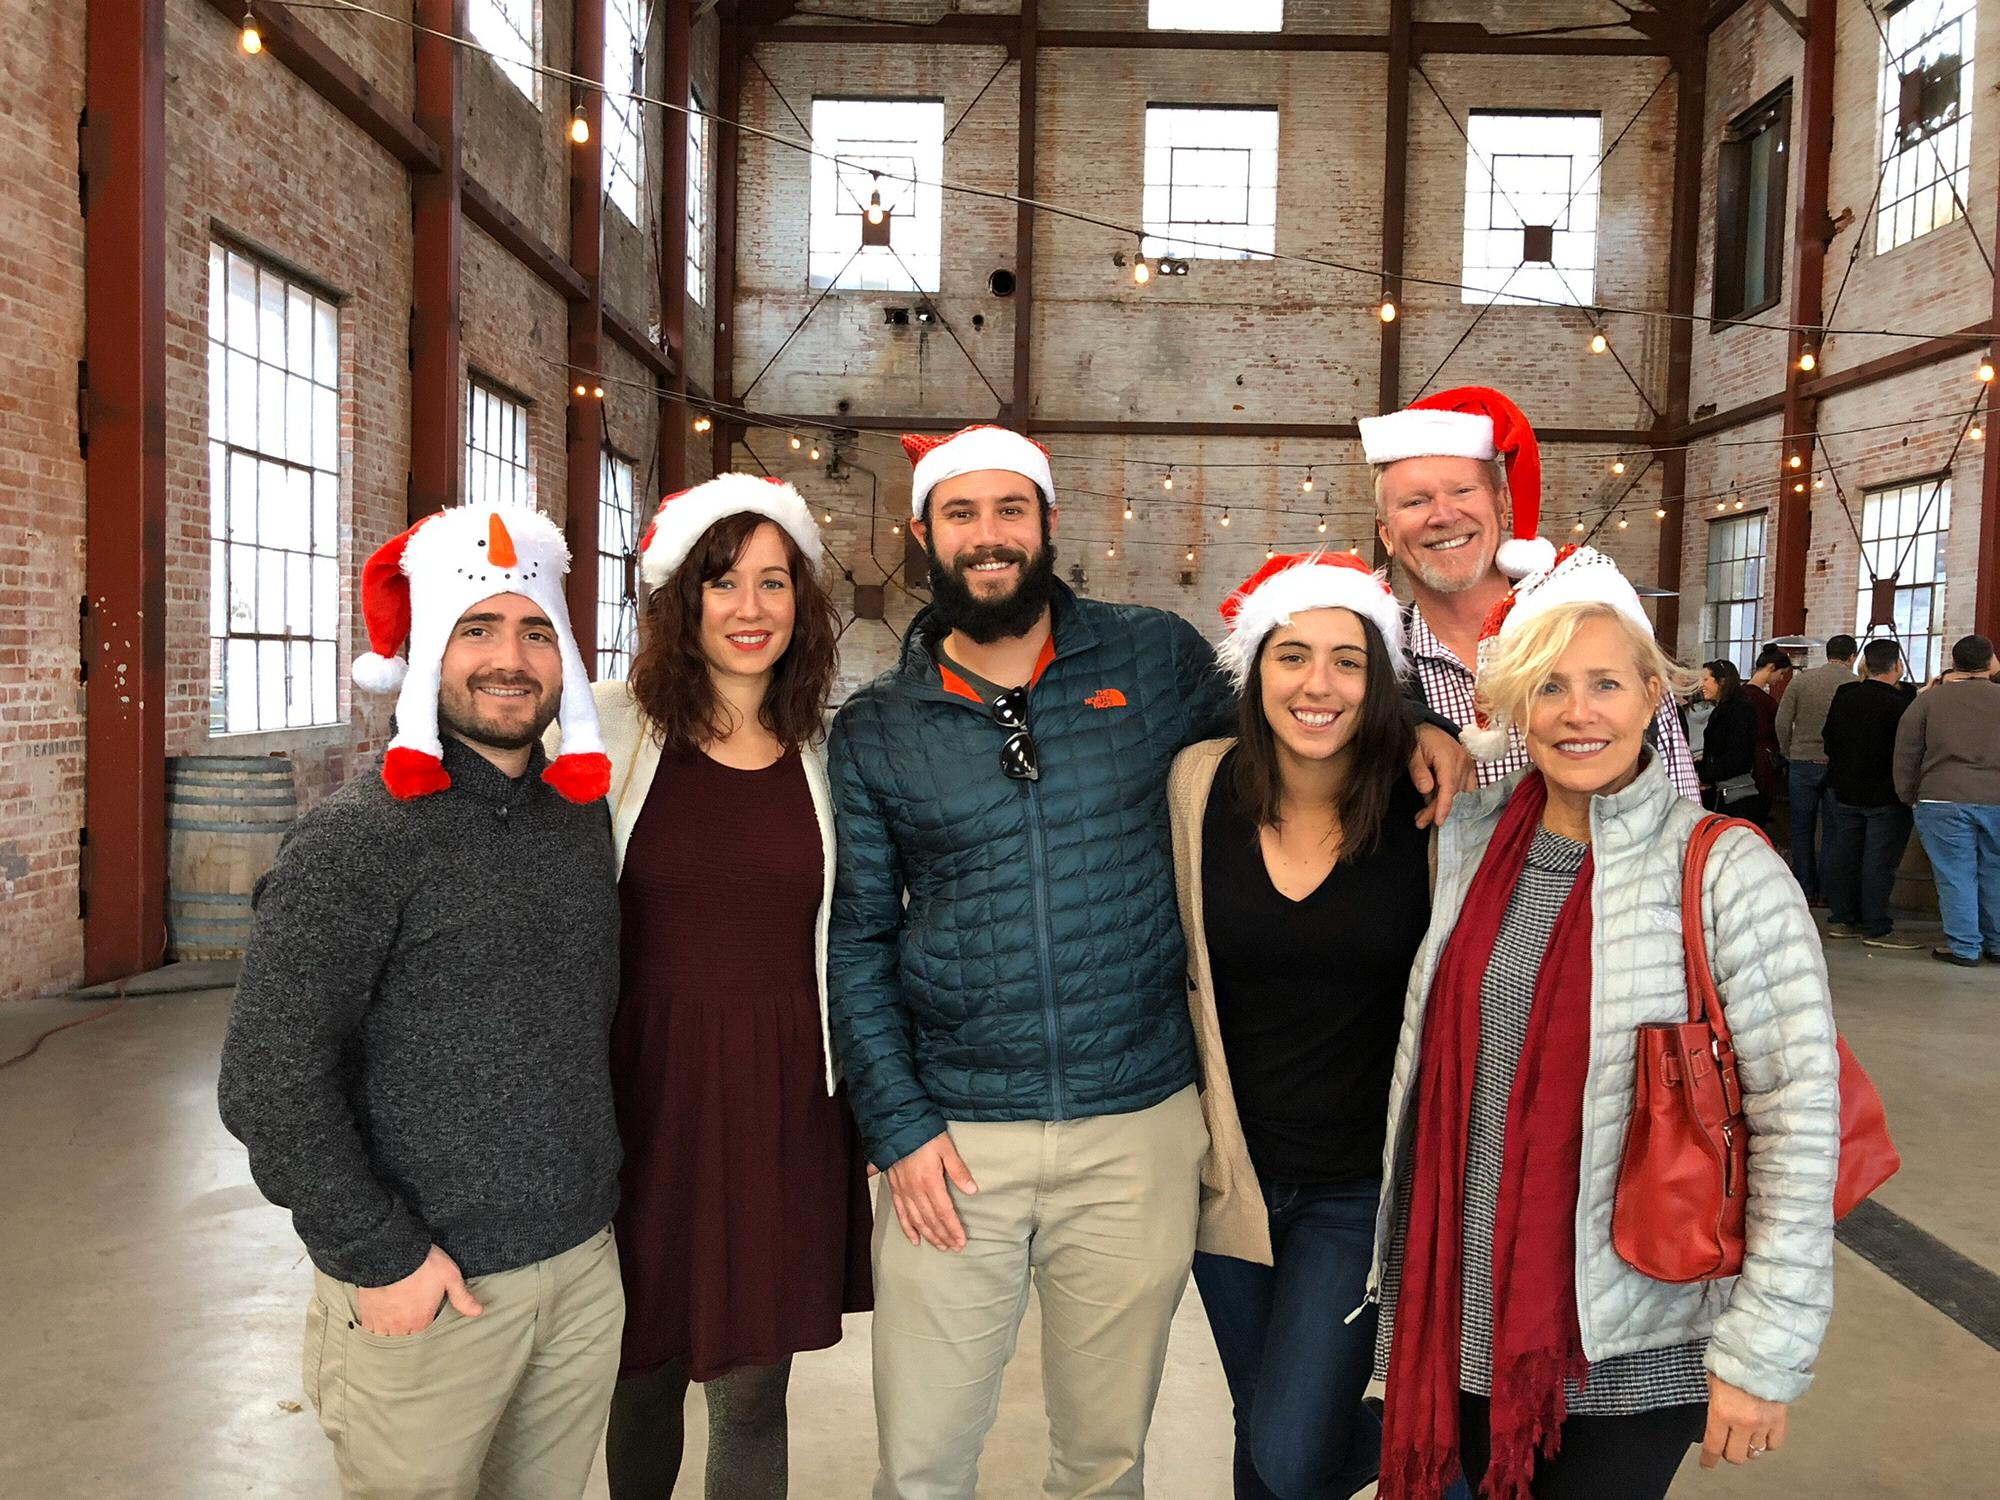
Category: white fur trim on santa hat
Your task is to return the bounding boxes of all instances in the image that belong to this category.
[1216,556,1406,690]
[909,426,1056,519]
[1357,408,1497,467]
[639,472,822,594]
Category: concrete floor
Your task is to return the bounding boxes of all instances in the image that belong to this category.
[1,924,1995,1498]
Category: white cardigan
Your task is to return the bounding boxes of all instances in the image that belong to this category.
[557,680,839,1095]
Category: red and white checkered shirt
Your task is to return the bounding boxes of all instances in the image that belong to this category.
[1406,604,1702,802]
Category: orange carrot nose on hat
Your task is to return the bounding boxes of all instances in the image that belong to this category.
[352,503,611,804]
[1358,385,1554,580]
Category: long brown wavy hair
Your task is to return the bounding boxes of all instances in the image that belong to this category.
[628,511,840,755]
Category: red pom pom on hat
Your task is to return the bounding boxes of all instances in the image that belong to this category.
[542,751,613,805]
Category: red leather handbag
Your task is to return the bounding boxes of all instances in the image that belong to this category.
[1611,815,1902,1284]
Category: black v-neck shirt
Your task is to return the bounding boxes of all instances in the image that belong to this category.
[1199,749,1431,1185]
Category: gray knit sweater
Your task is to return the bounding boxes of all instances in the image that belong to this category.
[219,738,622,1286]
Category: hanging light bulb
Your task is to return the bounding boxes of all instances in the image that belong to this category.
[1219,507,1232,527]
[573,382,588,398]
[866,173,886,227]
[823,508,834,524]
[1797,346,1817,373]
[1589,330,1609,355]
[809,445,822,461]
[1186,546,1196,562]
[891,521,901,535]
[591,385,604,399]
[1123,501,1135,520]
[1734,498,1746,510]
[1610,457,1626,476]
[1655,507,1668,520]
[1107,545,1116,559]
[1266,546,1275,560]
[1132,251,1152,286]
[1162,467,1174,491]
[692,414,713,434]
[1316,515,1327,535]
[1978,355,1996,383]
[1302,469,1315,493]
[1792,480,1807,494]
[1573,519,1586,533]
[1717,501,1729,513]
[240,3,263,53]
[1972,423,1986,441]
[1813,475,1825,489]
[1788,452,1804,470]
[1617,514,1629,530]
[789,435,803,451]
[1378,297,1398,324]
[569,103,592,146]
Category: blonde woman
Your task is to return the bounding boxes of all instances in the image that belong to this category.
[1370,548,1840,1500]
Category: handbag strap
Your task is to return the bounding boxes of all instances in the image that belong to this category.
[1680,814,1774,1040]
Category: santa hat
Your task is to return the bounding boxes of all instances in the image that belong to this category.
[639,472,822,594]
[1459,543,1655,759]
[1216,551,1406,690]
[902,424,1055,519]
[1358,385,1553,580]
[352,504,611,804]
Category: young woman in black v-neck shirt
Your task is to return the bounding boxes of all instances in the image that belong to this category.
[1170,560,1439,1500]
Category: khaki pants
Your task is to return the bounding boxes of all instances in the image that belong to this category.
[871,1086,1206,1500]
[302,1226,624,1500]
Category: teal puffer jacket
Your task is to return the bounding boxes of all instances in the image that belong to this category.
[827,583,1237,1169]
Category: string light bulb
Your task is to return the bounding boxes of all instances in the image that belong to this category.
[809,445,822,461]
[1378,297,1398,324]
[789,435,803,451]
[1107,545,1117,559]
[1972,423,1986,441]
[1788,453,1803,470]
[1610,457,1626,476]
[1589,331,1609,355]
[1573,519,1586,533]
[1792,480,1806,493]
[1302,469,1315,493]
[1186,546,1196,562]
[1132,252,1152,286]
[1162,467,1174,491]
[1655,507,1668,520]
[1266,546,1275,560]
[569,104,591,146]
[1617,514,1630,529]
[1797,346,1817,373]
[240,3,263,53]
[1316,515,1328,534]
[1734,498,1746,510]
[573,382,588,398]
[1813,476,1825,490]
[1978,355,1996,384]
[692,414,712,434]
[866,174,886,227]
[591,385,604,399]
[1219,507,1232,527]
[891,521,901,535]
[823,508,833,524]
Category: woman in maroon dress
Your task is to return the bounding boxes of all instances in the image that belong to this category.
[589,474,872,1498]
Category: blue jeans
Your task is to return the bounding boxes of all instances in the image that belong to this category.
[1912,802,2000,960]
[1787,760,1830,898]
[1824,795,1913,937]
[1195,1177,1468,1500]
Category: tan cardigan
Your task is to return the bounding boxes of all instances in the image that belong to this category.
[1168,736,1435,1266]
[1167,737,1276,1265]
[552,680,840,1094]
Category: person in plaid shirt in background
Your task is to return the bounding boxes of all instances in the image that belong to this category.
[1359,387,1700,800]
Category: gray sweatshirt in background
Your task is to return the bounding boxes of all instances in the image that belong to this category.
[218,737,622,1286]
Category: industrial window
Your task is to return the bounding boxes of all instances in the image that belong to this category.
[603,0,644,223]
[1856,477,1950,681]
[464,380,534,510]
[1142,106,1279,260]
[598,451,640,680]
[1701,511,1766,676]
[687,88,709,306]
[468,0,538,105]
[1712,85,1790,321]
[1461,110,1601,307]
[1875,0,1976,253]
[809,98,945,292]
[1148,0,1281,30]
[206,242,343,734]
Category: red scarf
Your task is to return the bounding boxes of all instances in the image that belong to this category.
[1379,772,1596,1500]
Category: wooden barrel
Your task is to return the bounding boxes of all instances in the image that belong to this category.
[166,756,297,960]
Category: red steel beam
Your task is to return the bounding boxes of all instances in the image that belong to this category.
[660,0,692,491]
[1011,0,1038,424]
[1771,0,1834,636]
[195,0,441,170]
[1978,170,2000,639]
[1655,19,1706,647]
[605,305,676,381]
[411,0,462,520]
[764,414,1653,444]
[743,22,1668,55]
[566,0,607,662]
[713,18,743,470]
[82,0,169,982]
[1377,0,1411,417]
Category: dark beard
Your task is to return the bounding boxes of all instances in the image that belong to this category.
[926,531,1059,646]
[438,675,563,752]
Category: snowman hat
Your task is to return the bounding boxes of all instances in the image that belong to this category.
[1359,385,1554,580]
[353,504,610,803]
[1459,542,1654,759]
[1216,550,1406,690]
[638,472,823,594]
[902,424,1056,519]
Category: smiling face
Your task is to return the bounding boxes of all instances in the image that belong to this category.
[1523,611,1661,803]
[698,520,796,686]
[1257,607,1372,770]
[436,592,564,751]
[1375,454,1508,596]
[913,468,1060,643]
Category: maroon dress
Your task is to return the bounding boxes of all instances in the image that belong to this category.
[612,746,873,1381]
